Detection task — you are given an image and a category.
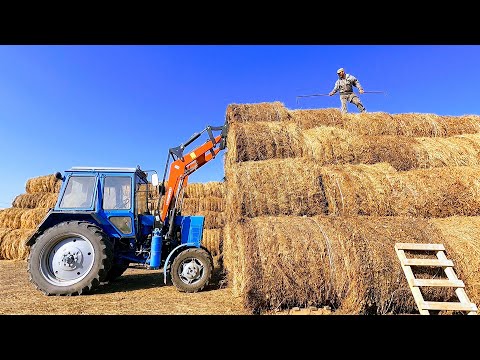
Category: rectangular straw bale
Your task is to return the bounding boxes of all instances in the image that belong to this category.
[225,215,468,315]
[202,228,223,257]
[184,183,204,198]
[138,183,160,199]
[182,197,225,214]
[223,223,248,296]
[192,210,225,229]
[224,158,328,221]
[304,128,480,170]
[184,182,225,198]
[226,102,291,124]
[202,182,225,198]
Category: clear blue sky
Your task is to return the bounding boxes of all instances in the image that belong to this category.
[0,45,479,208]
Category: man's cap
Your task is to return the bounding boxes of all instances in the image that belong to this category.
[337,68,344,74]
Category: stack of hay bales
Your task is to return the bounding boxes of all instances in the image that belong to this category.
[182,181,226,265]
[223,101,480,314]
[0,174,61,260]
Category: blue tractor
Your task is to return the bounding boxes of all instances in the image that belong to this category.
[25,124,227,296]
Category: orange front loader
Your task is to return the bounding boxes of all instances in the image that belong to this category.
[158,123,227,242]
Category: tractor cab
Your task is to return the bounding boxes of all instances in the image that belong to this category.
[27,166,159,248]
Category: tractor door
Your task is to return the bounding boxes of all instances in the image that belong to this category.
[100,173,135,237]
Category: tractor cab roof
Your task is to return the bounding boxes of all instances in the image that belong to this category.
[66,167,148,181]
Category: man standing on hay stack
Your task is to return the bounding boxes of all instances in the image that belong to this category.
[329,67,367,113]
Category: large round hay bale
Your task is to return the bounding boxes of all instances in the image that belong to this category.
[0,228,35,260]
[0,208,27,229]
[223,215,478,314]
[430,216,480,306]
[226,102,291,124]
[413,133,480,168]
[289,108,344,129]
[12,192,59,209]
[224,159,328,221]
[289,108,480,136]
[227,122,480,171]
[225,121,305,166]
[225,158,474,219]
[20,208,49,229]
[25,174,62,194]
[345,112,480,136]
[318,163,480,217]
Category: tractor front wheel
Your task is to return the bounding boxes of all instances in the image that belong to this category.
[170,247,213,293]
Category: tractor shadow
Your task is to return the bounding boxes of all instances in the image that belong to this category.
[93,263,228,295]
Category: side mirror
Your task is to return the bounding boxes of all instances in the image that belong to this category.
[151,173,159,186]
[55,172,63,180]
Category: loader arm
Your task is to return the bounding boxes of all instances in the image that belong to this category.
[160,124,227,226]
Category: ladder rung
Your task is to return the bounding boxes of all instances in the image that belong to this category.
[421,301,478,312]
[410,278,465,288]
[402,258,453,267]
[395,243,445,251]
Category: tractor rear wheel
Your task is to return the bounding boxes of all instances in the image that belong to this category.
[170,247,213,293]
[104,261,130,282]
[27,221,113,296]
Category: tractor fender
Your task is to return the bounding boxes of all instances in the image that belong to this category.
[163,242,203,284]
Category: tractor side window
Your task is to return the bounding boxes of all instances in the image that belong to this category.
[136,183,149,215]
[103,176,132,210]
[59,176,96,208]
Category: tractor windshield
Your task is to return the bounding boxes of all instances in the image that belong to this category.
[59,176,96,208]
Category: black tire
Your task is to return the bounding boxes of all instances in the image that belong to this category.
[170,247,213,293]
[104,261,130,282]
[27,221,113,296]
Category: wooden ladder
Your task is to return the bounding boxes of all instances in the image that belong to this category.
[394,242,477,315]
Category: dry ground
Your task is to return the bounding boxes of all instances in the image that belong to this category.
[0,260,333,315]
[0,260,250,315]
